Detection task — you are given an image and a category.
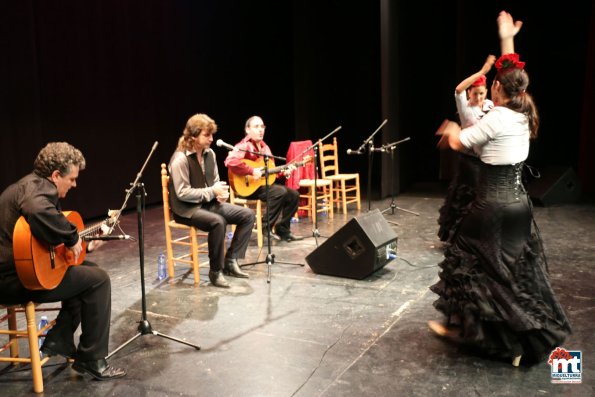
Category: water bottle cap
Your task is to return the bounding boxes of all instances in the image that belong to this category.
[41,315,48,320]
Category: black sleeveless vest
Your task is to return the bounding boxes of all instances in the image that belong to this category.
[169,151,215,218]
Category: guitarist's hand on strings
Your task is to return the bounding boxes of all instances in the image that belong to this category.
[252,167,262,180]
[68,236,84,263]
[283,164,297,179]
[87,239,105,252]
[87,223,110,252]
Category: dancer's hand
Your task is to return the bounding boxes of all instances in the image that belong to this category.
[435,119,461,150]
[498,11,523,40]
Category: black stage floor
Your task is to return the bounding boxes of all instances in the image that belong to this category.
[2,187,594,396]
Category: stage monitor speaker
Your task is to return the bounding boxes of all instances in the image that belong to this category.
[528,166,581,206]
[306,209,398,280]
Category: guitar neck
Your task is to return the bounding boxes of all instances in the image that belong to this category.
[79,218,117,238]
[266,160,305,175]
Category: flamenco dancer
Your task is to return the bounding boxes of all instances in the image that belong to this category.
[429,11,571,366]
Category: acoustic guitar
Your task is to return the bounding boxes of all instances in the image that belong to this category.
[13,210,118,290]
[228,155,312,197]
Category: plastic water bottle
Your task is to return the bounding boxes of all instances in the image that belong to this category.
[387,242,397,261]
[226,231,234,241]
[157,252,167,281]
[387,248,397,261]
[290,216,299,223]
[38,315,49,357]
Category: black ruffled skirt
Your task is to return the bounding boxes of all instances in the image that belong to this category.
[430,162,571,364]
[437,153,481,242]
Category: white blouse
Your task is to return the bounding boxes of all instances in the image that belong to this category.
[459,106,530,165]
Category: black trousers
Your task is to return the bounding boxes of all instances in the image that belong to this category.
[174,201,255,272]
[248,184,299,237]
[0,261,111,361]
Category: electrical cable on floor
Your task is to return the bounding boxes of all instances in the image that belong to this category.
[397,256,438,269]
[290,320,352,397]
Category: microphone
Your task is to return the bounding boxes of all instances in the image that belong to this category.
[216,139,236,151]
[83,235,132,241]
[346,149,362,155]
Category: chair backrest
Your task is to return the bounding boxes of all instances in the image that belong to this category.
[161,163,172,224]
[319,137,341,178]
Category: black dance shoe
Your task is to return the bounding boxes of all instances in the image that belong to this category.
[208,270,231,288]
[72,358,126,380]
[223,259,249,278]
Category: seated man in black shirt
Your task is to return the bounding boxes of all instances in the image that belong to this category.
[0,142,126,380]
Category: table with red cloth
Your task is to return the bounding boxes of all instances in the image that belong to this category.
[285,140,316,217]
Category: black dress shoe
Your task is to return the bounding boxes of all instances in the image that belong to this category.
[223,259,249,278]
[281,233,303,242]
[269,232,282,241]
[72,358,126,380]
[41,338,76,359]
[208,270,231,288]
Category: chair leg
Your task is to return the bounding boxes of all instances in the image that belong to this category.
[7,306,19,359]
[25,302,44,393]
[256,202,263,248]
[328,185,334,219]
[355,175,361,210]
[341,180,348,214]
[190,228,200,284]
[310,186,317,224]
[164,226,175,279]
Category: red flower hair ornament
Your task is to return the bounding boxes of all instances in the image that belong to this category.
[495,53,525,71]
[471,75,487,87]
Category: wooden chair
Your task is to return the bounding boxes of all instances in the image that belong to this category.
[298,178,333,224]
[229,189,264,248]
[161,163,209,284]
[0,302,60,393]
[318,137,361,214]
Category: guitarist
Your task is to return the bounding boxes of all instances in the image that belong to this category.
[0,142,126,380]
[224,115,302,242]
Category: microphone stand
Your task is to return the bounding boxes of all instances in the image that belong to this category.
[229,146,304,284]
[347,120,388,212]
[107,142,200,359]
[292,126,341,246]
[378,138,419,222]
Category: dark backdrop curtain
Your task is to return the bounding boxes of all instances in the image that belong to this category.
[1,1,592,222]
